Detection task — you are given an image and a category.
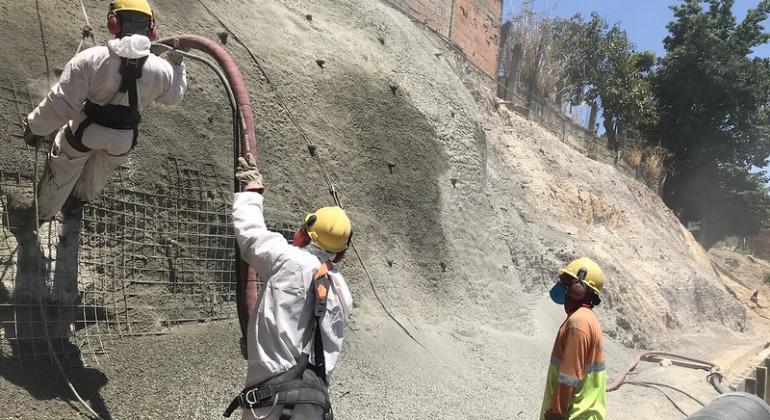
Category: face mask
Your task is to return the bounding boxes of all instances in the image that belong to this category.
[549,283,568,305]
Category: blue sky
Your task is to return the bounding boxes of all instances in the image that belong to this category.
[502,0,770,58]
[501,1,770,174]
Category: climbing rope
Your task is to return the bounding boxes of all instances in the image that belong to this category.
[75,0,96,55]
[78,0,91,27]
[31,144,102,420]
[195,0,436,355]
[194,0,341,206]
[33,0,52,86]
[26,3,103,419]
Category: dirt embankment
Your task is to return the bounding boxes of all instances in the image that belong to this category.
[0,0,757,419]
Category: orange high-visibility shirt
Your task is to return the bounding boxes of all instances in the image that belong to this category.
[540,307,606,419]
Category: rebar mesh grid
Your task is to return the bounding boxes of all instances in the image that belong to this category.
[0,160,240,364]
[0,77,245,366]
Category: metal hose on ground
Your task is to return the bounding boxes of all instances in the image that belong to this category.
[155,35,258,341]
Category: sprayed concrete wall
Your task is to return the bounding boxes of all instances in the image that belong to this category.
[386,0,503,76]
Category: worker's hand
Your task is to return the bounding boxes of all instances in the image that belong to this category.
[236,153,265,190]
[166,50,184,66]
[20,116,43,147]
[165,38,185,66]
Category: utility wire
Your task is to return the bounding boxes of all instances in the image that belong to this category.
[625,381,706,406]
[623,382,692,418]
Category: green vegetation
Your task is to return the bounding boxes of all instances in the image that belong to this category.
[499,0,770,250]
[655,0,770,249]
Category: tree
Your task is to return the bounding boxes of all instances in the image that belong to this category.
[550,14,657,160]
[596,35,657,162]
[654,0,770,249]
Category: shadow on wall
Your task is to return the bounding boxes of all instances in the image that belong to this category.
[0,187,112,420]
[332,75,451,288]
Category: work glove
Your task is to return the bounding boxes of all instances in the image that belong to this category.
[166,49,184,66]
[20,115,43,147]
[166,38,184,66]
[236,153,265,192]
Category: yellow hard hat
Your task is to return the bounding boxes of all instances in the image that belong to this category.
[559,257,604,294]
[111,0,153,17]
[304,206,352,253]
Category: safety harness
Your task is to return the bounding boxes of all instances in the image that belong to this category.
[223,262,335,419]
[65,56,147,153]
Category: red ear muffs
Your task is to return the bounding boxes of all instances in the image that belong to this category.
[567,267,589,300]
[568,281,587,301]
[147,20,158,41]
[292,228,310,248]
[107,10,121,37]
[107,5,157,41]
[560,267,588,301]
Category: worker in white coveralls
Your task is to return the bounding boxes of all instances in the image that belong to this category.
[224,153,353,420]
[21,0,186,222]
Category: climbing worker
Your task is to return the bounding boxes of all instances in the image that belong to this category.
[224,153,353,420]
[541,257,606,420]
[21,0,186,222]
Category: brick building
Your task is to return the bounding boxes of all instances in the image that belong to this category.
[388,0,504,76]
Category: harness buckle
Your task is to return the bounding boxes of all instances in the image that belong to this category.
[244,387,260,406]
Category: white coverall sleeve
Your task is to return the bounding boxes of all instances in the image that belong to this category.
[232,192,295,280]
[27,51,93,136]
[154,59,187,105]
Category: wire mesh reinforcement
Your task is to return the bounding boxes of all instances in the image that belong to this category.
[0,158,241,366]
[0,76,257,366]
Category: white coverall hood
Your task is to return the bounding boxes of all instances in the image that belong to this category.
[107,34,151,59]
[303,242,336,263]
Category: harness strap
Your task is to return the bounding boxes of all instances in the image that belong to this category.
[224,262,336,419]
[223,379,330,418]
[123,57,143,150]
[313,261,332,386]
[66,56,145,153]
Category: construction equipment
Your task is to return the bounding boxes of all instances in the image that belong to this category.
[153,34,258,358]
[686,392,770,419]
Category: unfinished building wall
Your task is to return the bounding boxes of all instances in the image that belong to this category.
[389,0,454,35]
[386,0,503,76]
[449,0,503,76]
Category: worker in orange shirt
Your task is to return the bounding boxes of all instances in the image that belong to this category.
[541,257,606,420]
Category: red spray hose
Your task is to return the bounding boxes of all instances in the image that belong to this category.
[156,35,258,343]
[607,351,729,394]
